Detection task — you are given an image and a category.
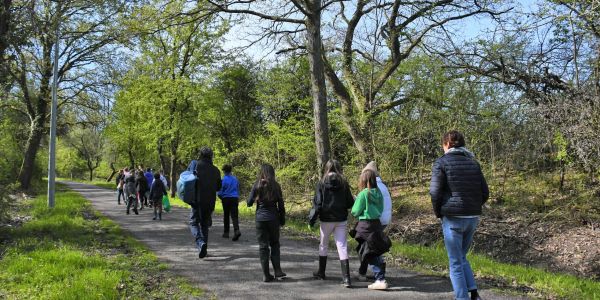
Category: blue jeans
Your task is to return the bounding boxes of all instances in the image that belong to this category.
[189,205,211,251]
[442,216,479,300]
[369,256,385,281]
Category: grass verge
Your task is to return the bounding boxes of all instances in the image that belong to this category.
[0,184,203,299]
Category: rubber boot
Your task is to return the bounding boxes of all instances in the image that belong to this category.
[271,253,286,278]
[232,230,241,241]
[260,251,274,282]
[159,212,162,220]
[313,256,327,279]
[153,211,157,220]
[341,259,352,288]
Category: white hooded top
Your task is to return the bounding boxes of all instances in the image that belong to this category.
[377,177,392,226]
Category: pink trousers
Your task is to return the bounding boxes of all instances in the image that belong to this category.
[319,221,348,260]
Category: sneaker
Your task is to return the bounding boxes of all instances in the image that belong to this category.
[368,280,388,290]
[198,243,207,259]
[232,231,241,241]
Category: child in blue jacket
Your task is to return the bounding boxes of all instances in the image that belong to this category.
[218,164,241,241]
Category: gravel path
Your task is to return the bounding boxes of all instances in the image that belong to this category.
[64,181,525,300]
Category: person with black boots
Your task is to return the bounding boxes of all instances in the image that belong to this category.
[218,164,242,241]
[247,164,286,282]
[308,159,355,287]
[189,147,222,259]
[135,170,149,210]
[124,168,138,215]
[149,172,168,220]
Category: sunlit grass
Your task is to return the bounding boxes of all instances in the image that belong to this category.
[0,185,203,299]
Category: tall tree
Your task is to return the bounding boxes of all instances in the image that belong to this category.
[205,0,332,170]
[4,0,126,189]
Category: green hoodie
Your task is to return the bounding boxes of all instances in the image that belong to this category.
[351,188,383,220]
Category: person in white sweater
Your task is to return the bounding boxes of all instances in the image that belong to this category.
[356,161,392,280]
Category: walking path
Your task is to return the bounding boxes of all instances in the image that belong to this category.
[64,181,525,300]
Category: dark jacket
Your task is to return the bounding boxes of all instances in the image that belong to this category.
[149,180,167,200]
[354,219,391,262]
[135,174,148,193]
[124,173,136,197]
[429,148,489,218]
[247,180,285,224]
[115,173,123,189]
[308,173,354,225]
[194,159,222,212]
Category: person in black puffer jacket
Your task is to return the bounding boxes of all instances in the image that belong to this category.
[429,130,489,300]
[308,159,354,287]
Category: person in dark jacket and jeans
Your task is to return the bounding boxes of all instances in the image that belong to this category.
[218,164,242,241]
[189,147,222,259]
[124,168,138,215]
[430,130,489,300]
[308,159,354,287]
[247,164,286,282]
[149,172,167,220]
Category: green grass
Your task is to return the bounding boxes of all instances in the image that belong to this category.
[0,185,203,299]
[389,242,600,299]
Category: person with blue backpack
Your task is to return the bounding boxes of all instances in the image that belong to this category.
[218,164,242,241]
[187,147,221,259]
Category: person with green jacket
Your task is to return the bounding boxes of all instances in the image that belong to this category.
[351,169,387,290]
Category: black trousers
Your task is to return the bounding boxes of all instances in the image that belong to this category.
[256,220,280,259]
[222,197,240,233]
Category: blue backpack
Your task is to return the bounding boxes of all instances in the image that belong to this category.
[177,160,198,205]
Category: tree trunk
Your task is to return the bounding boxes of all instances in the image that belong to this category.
[127,149,135,169]
[89,168,93,181]
[305,1,331,172]
[18,117,45,190]
[169,154,177,197]
[106,162,116,182]
[0,0,11,87]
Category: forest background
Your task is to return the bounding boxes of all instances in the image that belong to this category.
[1,0,599,286]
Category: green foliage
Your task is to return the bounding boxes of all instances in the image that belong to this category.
[0,186,202,299]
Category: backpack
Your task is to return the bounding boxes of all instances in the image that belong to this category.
[177,169,197,205]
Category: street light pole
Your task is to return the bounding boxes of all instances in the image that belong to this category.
[48,5,60,208]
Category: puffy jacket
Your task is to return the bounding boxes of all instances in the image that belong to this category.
[124,173,136,197]
[429,148,489,218]
[194,159,222,212]
[308,172,354,225]
[351,188,383,220]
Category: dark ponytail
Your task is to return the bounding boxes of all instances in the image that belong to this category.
[442,130,465,148]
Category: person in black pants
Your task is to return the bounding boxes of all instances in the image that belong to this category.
[124,169,138,215]
[247,164,286,282]
[115,169,124,205]
[135,170,149,210]
[218,164,242,241]
[189,147,222,259]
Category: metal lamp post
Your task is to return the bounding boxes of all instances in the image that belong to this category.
[48,5,60,208]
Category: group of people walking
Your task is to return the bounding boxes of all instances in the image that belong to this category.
[115,166,169,220]
[114,130,488,300]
